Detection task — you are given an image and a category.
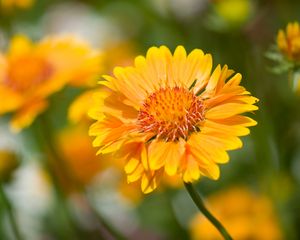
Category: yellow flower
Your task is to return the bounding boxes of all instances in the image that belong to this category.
[89,46,258,193]
[0,35,102,131]
[277,22,300,62]
[214,0,252,26]
[56,123,140,201]
[103,42,136,73]
[0,150,19,182]
[56,124,103,186]
[189,187,283,240]
[0,0,34,10]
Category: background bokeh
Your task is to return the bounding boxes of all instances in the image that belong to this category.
[1,0,300,239]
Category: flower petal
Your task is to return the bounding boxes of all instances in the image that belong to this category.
[205,103,258,119]
[11,100,48,132]
[148,139,184,172]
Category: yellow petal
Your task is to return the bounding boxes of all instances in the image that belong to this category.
[188,133,230,164]
[88,90,111,120]
[124,157,140,174]
[204,119,250,136]
[68,89,96,123]
[141,144,149,170]
[11,100,48,132]
[201,64,222,96]
[205,103,258,119]
[186,138,221,180]
[146,46,168,89]
[224,73,242,87]
[113,66,147,105]
[182,153,200,182]
[199,162,220,180]
[8,35,32,59]
[184,49,205,88]
[164,138,185,176]
[148,139,185,172]
[134,55,160,92]
[194,54,213,94]
[172,46,187,87]
[0,86,23,114]
[213,115,257,127]
[141,170,163,193]
[127,165,144,183]
[199,131,243,151]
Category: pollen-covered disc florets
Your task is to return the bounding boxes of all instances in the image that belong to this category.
[137,86,205,141]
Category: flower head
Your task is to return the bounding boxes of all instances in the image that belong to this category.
[89,46,258,193]
[277,22,300,62]
[189,187,282,240]
[0,35,102,131]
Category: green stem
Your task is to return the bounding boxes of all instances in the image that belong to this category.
[0,184,23,240]
[184,182,233,240]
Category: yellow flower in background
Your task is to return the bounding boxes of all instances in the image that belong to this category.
[103,42,136,74]
[68,41,136,123]
[214,0,252,24]
[0,35,102,131]
[189,187,283,240]
[277,22,300,62]
[0,150,19,181]
[0,0,34,10]
[56,123,140,198]
[56,124,103,187]
[89,46,258,193]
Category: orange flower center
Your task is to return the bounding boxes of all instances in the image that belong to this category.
[138,87,205,141]
[5,55,53,92]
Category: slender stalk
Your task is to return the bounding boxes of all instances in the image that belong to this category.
[184,182,233,240]
[0,184,23,240]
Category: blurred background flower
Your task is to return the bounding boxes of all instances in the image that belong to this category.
[0,34,102,131]
[189,186,283,240]
[277,22,300,62]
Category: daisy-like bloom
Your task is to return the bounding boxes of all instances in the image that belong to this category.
[0,0,34,10]
[0,35,101,131]
[277,22,300,62]
[89,46,258,193]
[189,187,283,240]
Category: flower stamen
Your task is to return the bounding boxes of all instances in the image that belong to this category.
[137,86,205,141]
